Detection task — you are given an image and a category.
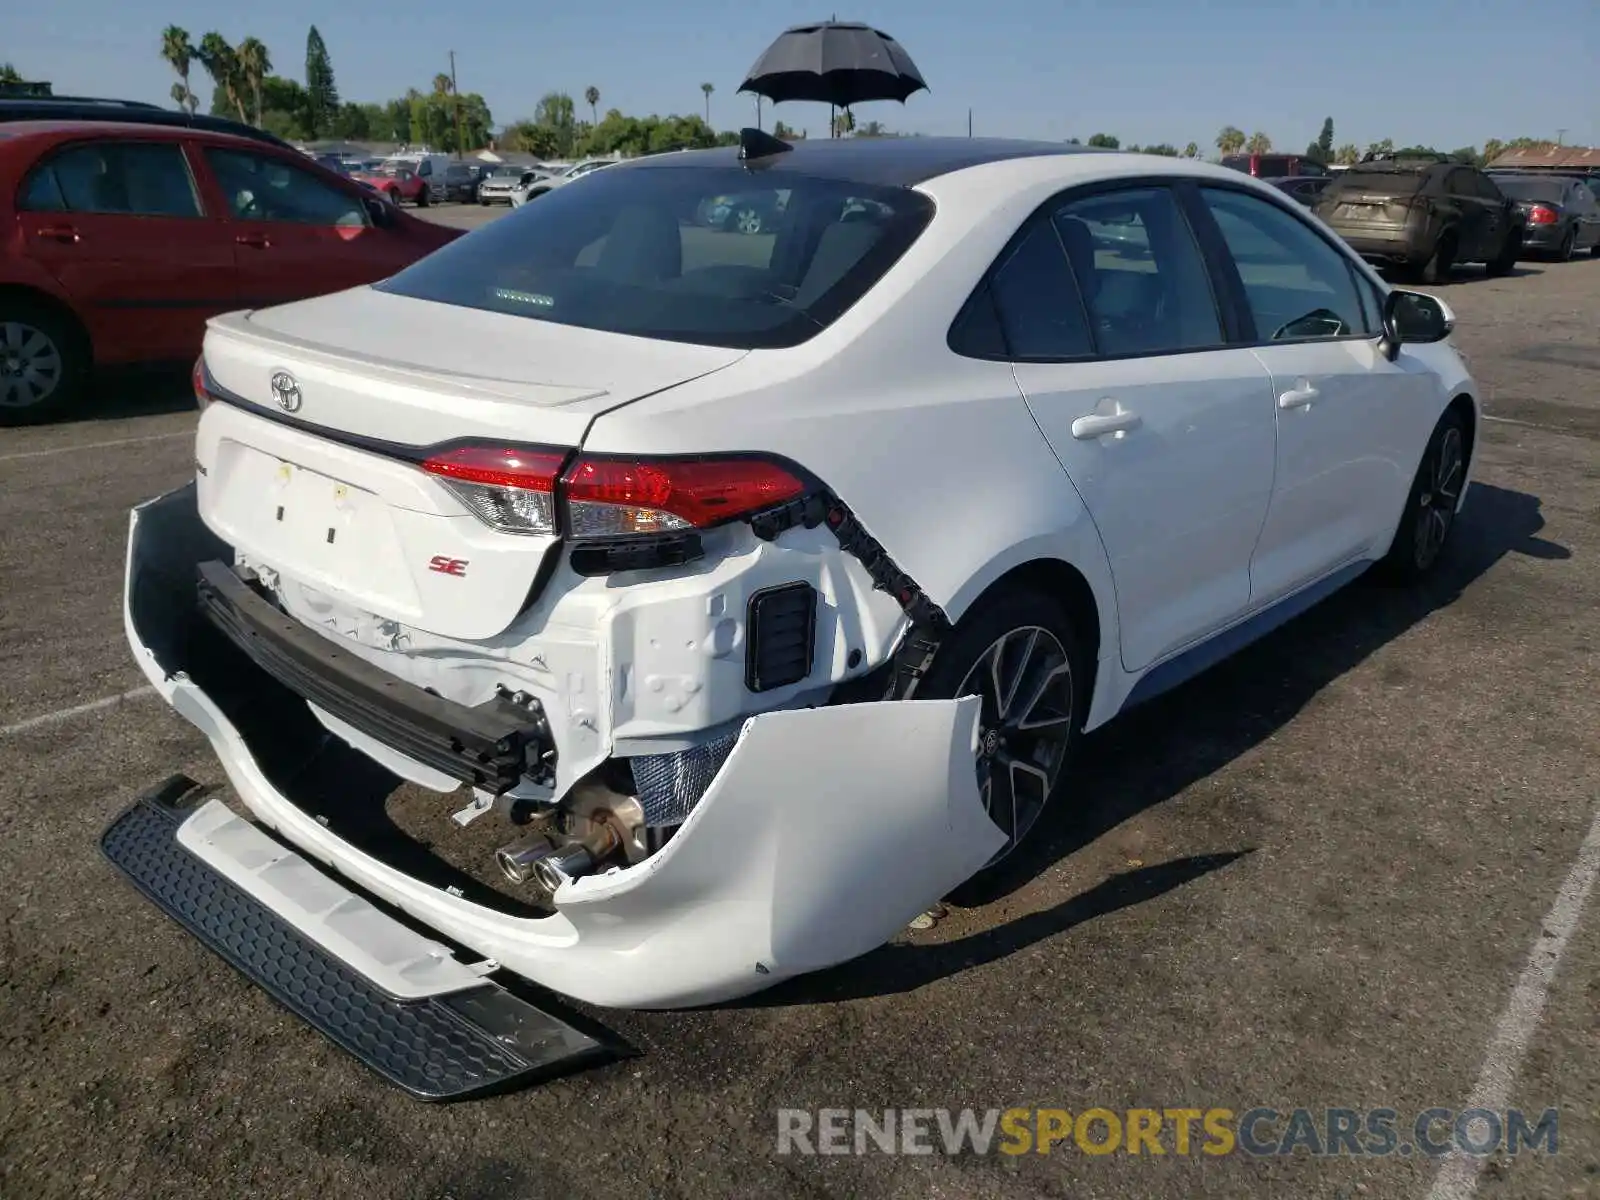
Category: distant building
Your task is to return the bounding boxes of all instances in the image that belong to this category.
[1487,145,1600,171]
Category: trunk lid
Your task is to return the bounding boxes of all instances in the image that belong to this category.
[1326,191,1418,229]
[196,287,746,640]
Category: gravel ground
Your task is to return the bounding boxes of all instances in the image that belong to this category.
[0,230,1596,1200]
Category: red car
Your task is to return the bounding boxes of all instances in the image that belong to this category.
[0,120,462,423]
[349,163,430,207]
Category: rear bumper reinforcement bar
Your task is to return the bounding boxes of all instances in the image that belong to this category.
[100,776,620,1100]
[195,560,552,793]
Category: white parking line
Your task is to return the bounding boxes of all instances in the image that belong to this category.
[1424,801,1600,1200]
[0,430,190,464]
[0,686,157,736]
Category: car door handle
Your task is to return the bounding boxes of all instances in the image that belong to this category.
[34,223,80,244]
[1070,410,1142,440]
[235,232,272,249]
[1277,383,1320,410]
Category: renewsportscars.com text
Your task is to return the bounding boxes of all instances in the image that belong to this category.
[775,1106,1559,1158]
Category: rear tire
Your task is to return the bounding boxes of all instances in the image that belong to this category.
[1556,227,1575,262]
[1376,408,1468,584]
[1420,232,1456,285]
[911,589,1088,905]
[0,302,88,426]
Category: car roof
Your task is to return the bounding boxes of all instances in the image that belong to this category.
[617,136,1104,187]
[0,118,291,154]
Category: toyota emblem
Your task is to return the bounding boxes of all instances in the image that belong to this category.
[269,371,302,413]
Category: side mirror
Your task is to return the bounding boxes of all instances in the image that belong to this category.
[1379,289,1454,361]
[363,196,396,228]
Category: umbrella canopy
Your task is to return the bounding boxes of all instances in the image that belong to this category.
[738,22,928,109]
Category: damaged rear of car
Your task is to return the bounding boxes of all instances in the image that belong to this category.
[120,146,1063,1016]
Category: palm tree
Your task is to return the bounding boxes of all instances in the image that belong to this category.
[236,37,271,126]
[700,81,713,125]
[584,86,600,126]
[1334,142,1360,166]
[160,26,197,115]
[171,82,188,110]
[1215,126,1245,155]
[197,33,247,123]
[1244,131,1272,155]
[433,73,453,96]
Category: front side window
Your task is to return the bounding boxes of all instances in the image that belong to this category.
[1199,187,1372,340]
[377,165,933,349]
[205,148,366,226]
[20,141,200,218]
[1051,187,1223,357]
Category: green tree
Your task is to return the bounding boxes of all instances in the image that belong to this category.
[0,64,23,85]
[533,91,578,156]
[507,120,562,158]
[584,85,600,126]
[331,101,372,141]
[304,25,338,138]
[1364,138,1394,158]
[700,82,714,125]
[170,81,188,110]
[1086,132,1119,149]
[772,119,798,141]
[432,73,452,97]
[1334,142,1360,165]
[1183,141,1199,158]
[1143,143,1179,156]
[1316,116,1334,160]
[236,37,271,126]
[1481,138,1505,167]
[1245,130,1272,154]
[1216,125,1246,154]
[1447,146,1480,165]
[160,26,197,114]
[197,33,246,122]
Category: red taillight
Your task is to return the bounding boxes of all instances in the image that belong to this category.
[192,356,212,410]
[562,456,807,537]
[1528,205,1558,225]
[422,445,809,541]
[421,445,567,536]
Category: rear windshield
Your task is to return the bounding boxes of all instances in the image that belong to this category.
[378,164,935,349]
[1492,177,1566,203]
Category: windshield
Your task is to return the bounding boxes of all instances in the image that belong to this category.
[1492,177,1566,203]
[377,164,934,349]
[490,165,525,178]
[1329,169,1428,195]
[377,159,414,176]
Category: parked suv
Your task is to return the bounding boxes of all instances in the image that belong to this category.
[0,120,460,423]
[1314,160,1520,282]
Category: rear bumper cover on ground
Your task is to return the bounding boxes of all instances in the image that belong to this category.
[122,484,1002,1010]
[101,777,617,1099]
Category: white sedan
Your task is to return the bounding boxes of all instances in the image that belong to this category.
[509,157,616,205]
[117,135,1475,1083]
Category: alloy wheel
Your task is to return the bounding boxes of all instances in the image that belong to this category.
[1413,425,1463,570]
[735,207,764,235]
[956,626,1075,866]
[0,320,64,410]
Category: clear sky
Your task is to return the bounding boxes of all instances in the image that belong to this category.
[6,0,1597,151]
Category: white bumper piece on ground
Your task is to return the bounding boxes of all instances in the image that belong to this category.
[125,486,1003,1008]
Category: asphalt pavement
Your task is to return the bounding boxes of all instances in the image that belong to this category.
[0,214,1595,1200]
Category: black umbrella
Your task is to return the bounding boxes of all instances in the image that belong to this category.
[738,21,928,110]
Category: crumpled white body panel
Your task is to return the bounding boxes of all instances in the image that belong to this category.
[125,490,1003,1009]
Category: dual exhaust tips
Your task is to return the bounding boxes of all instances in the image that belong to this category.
[495,823,621,900]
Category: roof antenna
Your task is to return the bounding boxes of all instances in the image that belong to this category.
[739,126,793,164]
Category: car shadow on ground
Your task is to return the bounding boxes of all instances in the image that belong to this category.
[73,365,196,423]
[1380,263,1544,285]
[746,482,1567,1007]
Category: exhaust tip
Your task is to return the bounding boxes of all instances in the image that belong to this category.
[495,836,553,885]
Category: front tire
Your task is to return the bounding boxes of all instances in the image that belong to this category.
[912,590,1087,902]
[0,303,87,426]
[1376,409,1467,584]
[416,188,431,208]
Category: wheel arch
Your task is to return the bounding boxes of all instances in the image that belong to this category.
[1446,390,1479,512]
[0,283,94,366]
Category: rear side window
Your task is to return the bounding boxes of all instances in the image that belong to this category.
[1052,187,1223,357]
[20,141,200,217]
[1199,188,1373,340]
[984,220,1094,359]
[377,165,934,350]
